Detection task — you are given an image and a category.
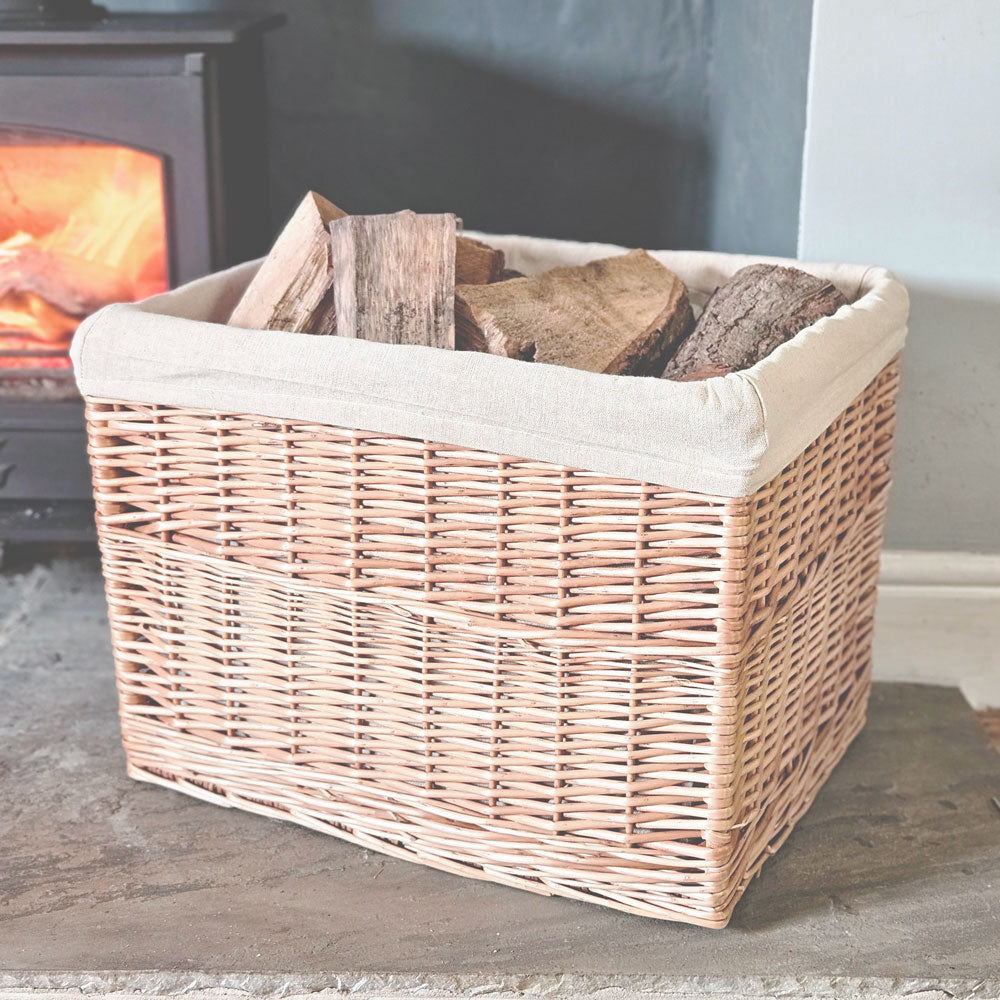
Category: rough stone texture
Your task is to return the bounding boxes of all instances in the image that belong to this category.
[1,553,999,998]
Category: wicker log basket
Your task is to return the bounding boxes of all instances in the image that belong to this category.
[74,236,908,927]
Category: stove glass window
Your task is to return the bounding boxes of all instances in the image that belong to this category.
[0,129,169,375]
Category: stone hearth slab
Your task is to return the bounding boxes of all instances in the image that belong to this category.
[1,554,998,998]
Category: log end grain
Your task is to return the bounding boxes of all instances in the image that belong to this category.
[455,236,505,285]
[456,249,694,376]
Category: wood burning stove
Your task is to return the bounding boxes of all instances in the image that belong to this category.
[0,4,282,544]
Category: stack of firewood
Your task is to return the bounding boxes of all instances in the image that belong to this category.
[228,192,847,380]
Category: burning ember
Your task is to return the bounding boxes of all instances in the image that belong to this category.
[0,139,169,369]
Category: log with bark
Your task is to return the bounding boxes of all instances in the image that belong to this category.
[662,264,847,379]
[224,188,845,383]
[455,250,694,376]
[228,191,347,333]
[328,210,456,347]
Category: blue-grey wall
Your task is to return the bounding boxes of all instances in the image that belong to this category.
[107,0,813,256]
[707,0,813,255]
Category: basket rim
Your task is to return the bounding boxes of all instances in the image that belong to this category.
[71,237,908,499]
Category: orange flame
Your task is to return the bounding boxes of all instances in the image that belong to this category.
[0,142,169,367]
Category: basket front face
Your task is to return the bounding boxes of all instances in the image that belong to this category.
[85,361,899,927]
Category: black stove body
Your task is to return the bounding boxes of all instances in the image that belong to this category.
[0,4,281,544]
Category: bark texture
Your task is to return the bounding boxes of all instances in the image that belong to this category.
[676,364,734,382]
[662,264,848,379]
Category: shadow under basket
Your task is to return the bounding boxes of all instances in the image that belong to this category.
[77,239,905,927]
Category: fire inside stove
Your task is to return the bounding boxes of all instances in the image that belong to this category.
[0,132,169,376]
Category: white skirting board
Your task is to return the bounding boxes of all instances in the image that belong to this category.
[875,550,1000,709]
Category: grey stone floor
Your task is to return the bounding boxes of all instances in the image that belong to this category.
[1,552,999,998]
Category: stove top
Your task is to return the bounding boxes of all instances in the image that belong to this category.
[0,10,284,46]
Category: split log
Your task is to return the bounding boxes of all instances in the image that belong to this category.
[455,236,505,285]
[228,191,347,333]
[328,210,456,348]
[455,249,693,376]
[662,264,848,379]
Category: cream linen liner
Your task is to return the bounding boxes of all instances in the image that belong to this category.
[70,233,909,497]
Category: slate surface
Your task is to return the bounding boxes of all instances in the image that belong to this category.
[1,554,998,997]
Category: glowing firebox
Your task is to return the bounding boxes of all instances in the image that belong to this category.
[0,134,169,370]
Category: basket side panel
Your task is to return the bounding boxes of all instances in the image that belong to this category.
[86,402,749,927]
[720,361,900,916]
[85,407,745,646]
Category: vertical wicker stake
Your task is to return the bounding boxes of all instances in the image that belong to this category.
[328,211,457,348]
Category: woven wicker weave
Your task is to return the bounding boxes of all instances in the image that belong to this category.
[84,359,899,927]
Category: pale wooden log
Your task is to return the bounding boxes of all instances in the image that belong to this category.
[662,264,848,378]
[228,191,346,333]
[455,249,693,376]
[328,211,456,348]
[455,236,505,284]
